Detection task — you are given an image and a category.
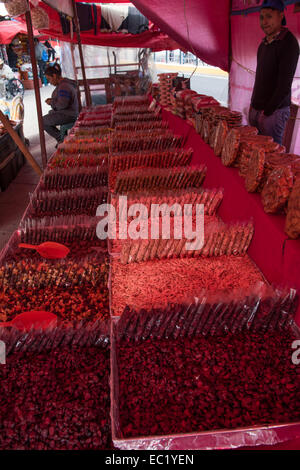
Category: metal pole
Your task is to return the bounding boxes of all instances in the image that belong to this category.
[25,4,47,169]
[72,0,92,107]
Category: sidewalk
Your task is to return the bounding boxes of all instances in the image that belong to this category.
[0,86,56,251]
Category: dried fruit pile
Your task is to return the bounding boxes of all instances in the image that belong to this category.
[0,283,109,324]
[117,329,300,438]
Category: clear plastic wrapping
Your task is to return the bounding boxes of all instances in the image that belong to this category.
[117,220,254,264]
[261,166,294,214]
[0,319,110,355]
[115,121,167,132]
[19,215,104,245]
[48,154,109,169]
[111,289,300,450]
[56,141,110,155]
[113,165,207,194]
[111,133,183,153]
[111,187,223,218]
[42,165,108,190]
[110,148,193,174]
[114,288,298,341]
[29,187,108,218]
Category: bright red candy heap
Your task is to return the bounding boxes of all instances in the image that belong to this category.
[0,284,109,324]
[111,255,267,316]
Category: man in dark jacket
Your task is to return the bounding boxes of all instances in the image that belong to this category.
[249,0,299,144]
[43,63,79,144]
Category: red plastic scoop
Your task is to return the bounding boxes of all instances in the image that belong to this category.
[18,242,70,259]
[0,311,57,331]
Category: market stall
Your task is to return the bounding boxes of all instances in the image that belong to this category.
[0,19,41,89]
[0,0,299,453]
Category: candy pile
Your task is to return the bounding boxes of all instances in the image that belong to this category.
[111,132,183,153]
[157,73,178,108]
[0,92,299,452]
[111,187,224,218]
[29,187,108,218]
[285,178,300,238]
[113,165,207,194]
[0,325,112,450]
[198,107,243,144]
[0,283,109,324]
[118,221,254,264]
[173,90,198,119]
[19,215,104,246]
[116,328,300,439]
[42,166,108,190]
[111,255,266,316]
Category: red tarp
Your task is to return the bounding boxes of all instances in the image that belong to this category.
[131,0,230,71]
[0,19,39,44]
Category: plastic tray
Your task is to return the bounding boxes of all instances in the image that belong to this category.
[110,318,300,450]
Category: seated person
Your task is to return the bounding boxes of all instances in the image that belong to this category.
[43,63,79,144]
[0,58,15,98]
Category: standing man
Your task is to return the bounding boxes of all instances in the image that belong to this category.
[44,40,56,62]
[34,38,48,86]
[249,0,299,144]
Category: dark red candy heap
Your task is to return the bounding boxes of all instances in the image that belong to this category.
[0,325,112,450]
[117,329,300,438]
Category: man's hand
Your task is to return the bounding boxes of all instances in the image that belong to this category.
[45,98,52,105]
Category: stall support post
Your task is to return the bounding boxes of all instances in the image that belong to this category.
[0,111,42,176]
[228,0,233,109]
[72,0,92,107]
[70,44,82,111]
[25,5,47,169]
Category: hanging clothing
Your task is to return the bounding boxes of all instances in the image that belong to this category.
[76,3,98,33]
[128,6,149,35]
[100,5,129,32]
[60,4,98,35]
